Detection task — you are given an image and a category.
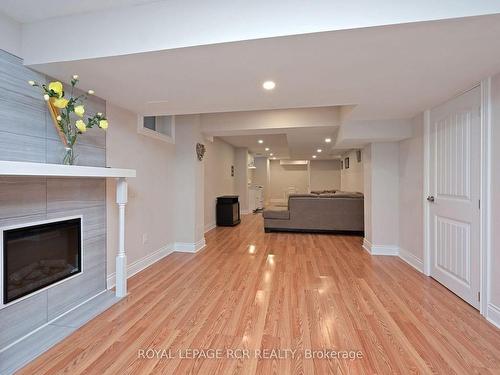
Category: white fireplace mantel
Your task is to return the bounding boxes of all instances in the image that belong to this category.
[0,161,135,178]
[0,161,136,299]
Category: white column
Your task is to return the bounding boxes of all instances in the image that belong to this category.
[115,177,128,297]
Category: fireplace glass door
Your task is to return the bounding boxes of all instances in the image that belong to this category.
[3,218,82,304]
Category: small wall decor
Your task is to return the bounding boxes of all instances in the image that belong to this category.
[356,150,362,163]
[345,157,350,169]
[231,165,234,177]
[28,76,108,165]
[196,143,206,161]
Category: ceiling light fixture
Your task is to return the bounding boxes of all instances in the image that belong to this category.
[317,149,322,153]
[312,155,317,159]
[325,138,331,143]
[270,153,274,156]
[262,81,276,90]
[258,139,264,144]
[265,147,270,151]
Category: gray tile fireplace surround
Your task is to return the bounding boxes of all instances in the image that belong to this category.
[0,49,117,373]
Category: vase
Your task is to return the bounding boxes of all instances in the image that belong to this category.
[63,146,75,165]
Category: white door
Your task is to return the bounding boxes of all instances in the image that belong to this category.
[429,86,481,309]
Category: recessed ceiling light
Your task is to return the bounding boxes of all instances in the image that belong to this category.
[262,81,276,90]
[270,153,274,156]
[312,155,317,159]
[325,138,331,143]
[258,139,264,144]
[317,149,322,153]
[265,147,270,151]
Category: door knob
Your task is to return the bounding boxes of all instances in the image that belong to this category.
[427,196,435,202]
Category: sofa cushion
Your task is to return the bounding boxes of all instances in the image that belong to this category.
[333,192,364,198]
[263,208,290,220]
[289,193,317,198]
[311,190,336,195]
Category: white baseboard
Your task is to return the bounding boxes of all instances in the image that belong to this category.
[241,209,251,215]
[204,222,216,233]
[487,303,500,329]
[363,239,425,273]
[174,238,206,253]
[362,238,399,255]
[362,238,372,253]
[399,248,424,273]
[107,244,174,289]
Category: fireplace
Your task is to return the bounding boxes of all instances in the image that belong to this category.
[1,217,82,305]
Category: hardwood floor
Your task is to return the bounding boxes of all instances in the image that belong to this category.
[19,214,500,374]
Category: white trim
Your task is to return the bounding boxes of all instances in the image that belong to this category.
[0,160,136,178]
[204,222,216,233]
[137,114,175,144]
[240,209,251,215]
[479,78,492,316]
[0,215,84,310]
[370,245,399,256]
[362,238,372,253]
[362,238,399,256]
[174,238,206,253]
[106,244,174,289]
[399,248,424,273]
[364,239,424,272]
[423,109,431,276]
[0,289,107,353]
[486,303,500,329]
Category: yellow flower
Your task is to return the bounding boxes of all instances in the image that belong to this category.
[48,81,63,98]
[52,97,69,109]
[75,120,87,133]
[74,105,85,117]
[99,119,108,130]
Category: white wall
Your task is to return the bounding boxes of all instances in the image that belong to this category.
[340,149,364,192]
[0,12,22,57]
[363,142,399,249]
[398,114,424,261]
[490,73,500,313]
[234,148,249,213]
[253,156,270,203]
[363,144,373,244]
[269,160,309,202]
[174,115,205,247]
[204,138,236,231]
[106,103,175,277]
[309,160,341,191]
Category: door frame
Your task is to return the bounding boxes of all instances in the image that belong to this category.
[423,79,492,316]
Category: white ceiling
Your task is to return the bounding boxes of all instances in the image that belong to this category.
[29,14,500,121]
[218,126,340,161]
[218,134,290,159]
[0,0,158,23]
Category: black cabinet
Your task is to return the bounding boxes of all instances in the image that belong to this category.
[216,196,241,226]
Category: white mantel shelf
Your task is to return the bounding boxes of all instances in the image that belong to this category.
[0,161,136,178]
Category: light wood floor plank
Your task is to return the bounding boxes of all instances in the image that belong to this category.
[17,214,500,374]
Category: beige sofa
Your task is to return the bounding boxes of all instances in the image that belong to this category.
[263,192,364,234]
